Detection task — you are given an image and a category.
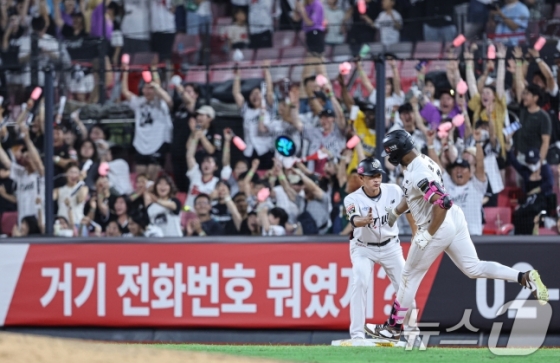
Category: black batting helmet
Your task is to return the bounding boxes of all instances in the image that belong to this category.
[382,129,415,166]
[357,157,385,176]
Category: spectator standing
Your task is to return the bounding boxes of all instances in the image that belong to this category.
[221,128,248,197]
[120,0,150,53]
[323,0,345,45]
[421,0,458,42]
[294,0,325,55]
[145,174,182,237]
[0,123,45,225]
[514,83,552,184]
[347,0,380,56]
[232,62,275,170]
[277,0,301,31]
[248,0,273,49]
[0,163,17,219]
[89,0,114,38]
[374,0,402,46]
[186,0,212,35]
[465,0,492,41]
[225,8,249,50]
[54,163,88,229]
[122,64,173,181]
[210,180,243,234]
[488,0,529,46]
[150,0,176,61]
[185,128,219,210]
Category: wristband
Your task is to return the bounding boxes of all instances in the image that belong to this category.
[54,156,61,164]
[278,174,286,181]
[247,171,255,178]
[516,61,522,66]
[199,231,206,236]
[427,145,435,149]
[224,196,232,202]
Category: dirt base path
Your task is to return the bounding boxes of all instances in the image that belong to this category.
[0,332,280,363]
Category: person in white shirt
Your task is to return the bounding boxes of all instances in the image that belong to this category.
[145,174,182,237]
[121,0,151,53]
[150,0,176,61]
[323,0,345,45]
[54,163,88,229]
[232,61,275,169]
[225,8,249,49]
[258,206,288,236]
[426,130,488,236]
[374,0,402,46]
[343,157,414,340]
[185,129,219,210]
[121,64,173,181]
[0,117,45,226]
[358,59,405,128]
[248,0,273,48]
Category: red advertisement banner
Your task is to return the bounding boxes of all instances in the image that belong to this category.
[1,243,442,329]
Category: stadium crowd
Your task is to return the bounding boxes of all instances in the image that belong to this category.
[0,0,559,238]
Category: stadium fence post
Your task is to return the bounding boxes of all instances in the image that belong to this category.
[374,55,386,169]
[44,67,55,236]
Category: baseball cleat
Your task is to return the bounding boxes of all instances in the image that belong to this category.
[521,270,549,305]
[364,322,401,341]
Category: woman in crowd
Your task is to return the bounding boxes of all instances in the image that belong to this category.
[54,163,88,229]
[11,215,42,237]
[77,138,99,190]
[145,174,182,237]
[232,61,275,170]
[110,194,131,234]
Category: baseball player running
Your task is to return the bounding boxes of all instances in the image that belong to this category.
[344,157,415,340]
[368,129,549,341]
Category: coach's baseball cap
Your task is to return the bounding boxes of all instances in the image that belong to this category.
[196,105,215,120]
[450,159,470,169]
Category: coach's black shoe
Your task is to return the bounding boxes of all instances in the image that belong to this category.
[521,270,549,305]
[364,322,401,341]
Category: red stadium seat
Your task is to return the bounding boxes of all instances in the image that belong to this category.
[211,68,234,83]
[538,228,558,235]
[273,31,296,48]
[427,60,448,72]
[255,48,281,61]
[176,192,187,207]
[240,49,255,63]
[414,41,442,53]
[483,207,514,235]
[282,46,307,60]
[1,212,18,236]
[240,66,264,79]
[269,64,290,82]
[184,68,207,84]
[173,34,200,56]
[497,187,523,209]
[129,172,137,190]
[386,42,412,53]
[131,52,159,66]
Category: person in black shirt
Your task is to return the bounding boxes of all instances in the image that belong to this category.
[53,124,72,188]
[211,180,243,234]
[347,0,381,55]
[0,164,17,218]
[187,193,224,236]
[422,0,459,42]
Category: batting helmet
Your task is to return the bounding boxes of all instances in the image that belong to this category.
[357,157,385,176]
[382,129,415,166]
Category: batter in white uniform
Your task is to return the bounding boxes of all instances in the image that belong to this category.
[344,157,414,340]
[369,130,549,341]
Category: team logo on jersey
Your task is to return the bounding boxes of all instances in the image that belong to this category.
[346,204,356,215]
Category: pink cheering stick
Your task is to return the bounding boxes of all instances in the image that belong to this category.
[346,135,361,149]
[30,87,42,101]
[142,71,152,83]
[487,44,496,60]
[232,135,247,151]
[534,37,546,51]
[315,74,328,87]
[438,122,453,132]
[437,130,448,139]
[339,62,352,76]
[452,34,466,48]
[98,162,110,176]
[357,0,366,14]
[456,79,468,95]
[257,187,270,203]
[121,53,130,65]
[452,114,465,127]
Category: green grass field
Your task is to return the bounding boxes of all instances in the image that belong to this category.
[159,344,560,363]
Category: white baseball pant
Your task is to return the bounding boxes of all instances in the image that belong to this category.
[349,237,414,339]
[393,205,520,324]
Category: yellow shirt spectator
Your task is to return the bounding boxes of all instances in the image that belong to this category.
[347,110,376,174]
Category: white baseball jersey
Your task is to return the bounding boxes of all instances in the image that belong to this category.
[443,173,487,236]
[401,154,445,229]
[344,184,403,244]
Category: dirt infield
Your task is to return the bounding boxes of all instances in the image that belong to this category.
[0,332,280,363]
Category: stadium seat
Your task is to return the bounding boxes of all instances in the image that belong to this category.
[214,17,232,36]
[325,63,340,80]
[211,68,235,83]
[497,187,523,209]
[538,228,558,236]
[131,52,159,66]
[240,49,255,63]
[184,68,207,84]
[332,44,352,59]
[413,51,441,60]
[176,192,187,207]
[414,41,442,53]
[129,172,137,190]
[367,42,385,55]
[255,48,281,61]
[555,4,560,18]
[173,34,200,55]
[273,31,296,48]
[386,42,412,56]
[427,60,448,72]
[269,65,290,82]
[1,212,18,236]
[290,65,304,82]
[282,46,307,60]
[240,66,264,79]
[483,207,514,235]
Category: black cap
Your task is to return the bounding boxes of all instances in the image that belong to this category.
[450,159,470,169]
[357,157,385,176]
[526,148,540,165]
[437,88,455,99]
[319,109,335,118]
